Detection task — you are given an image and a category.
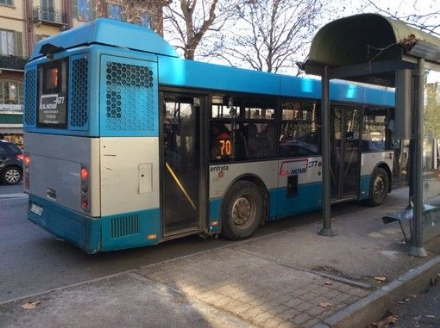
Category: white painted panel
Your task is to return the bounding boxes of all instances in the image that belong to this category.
[100,137,159,215]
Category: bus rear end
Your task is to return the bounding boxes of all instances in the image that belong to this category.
[23,19,165,253]
[25,134,102,250]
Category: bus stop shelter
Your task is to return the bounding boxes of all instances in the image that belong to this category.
[303,13,440,257]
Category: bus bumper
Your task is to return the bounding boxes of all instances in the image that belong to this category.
[28,195,101,253]
[27,195,162,253]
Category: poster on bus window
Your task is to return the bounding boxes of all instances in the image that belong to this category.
[39,94,66,127]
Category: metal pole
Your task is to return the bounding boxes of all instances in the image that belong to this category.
[319,66,335,237]
[409,58,427,257]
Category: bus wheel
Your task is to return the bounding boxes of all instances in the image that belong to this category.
[221,180,264,240]
[369,167,389,206]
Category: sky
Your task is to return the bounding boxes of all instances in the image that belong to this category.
[341,0,439,33]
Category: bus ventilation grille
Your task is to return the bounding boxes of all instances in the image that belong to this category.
[24,70,37,126]
[110,215,140,238]
[70,57,89,129]
[105,61,156,133]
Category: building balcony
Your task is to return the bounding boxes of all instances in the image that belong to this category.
[0,55,27,71]
[33,6,66,27]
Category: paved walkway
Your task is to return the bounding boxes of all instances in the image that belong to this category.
[1,187,440,327]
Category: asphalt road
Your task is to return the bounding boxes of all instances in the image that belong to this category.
[0,197,232,303]
[0,183,413,308]
[1,182,327,304]
[2,183,440,327]
[384,277,440,328]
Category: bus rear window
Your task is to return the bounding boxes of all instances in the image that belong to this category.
[37,59,68,129]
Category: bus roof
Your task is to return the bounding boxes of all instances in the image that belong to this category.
[158,56,395,107]
[30,18,179,60]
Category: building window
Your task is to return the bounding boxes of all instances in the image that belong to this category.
[139,13,152,28]
[108,4,125,21]
[73,0,96,21]
[0,29,15,56]
[0,81,23,104]
[0,0,13,6]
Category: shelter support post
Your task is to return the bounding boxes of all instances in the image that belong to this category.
[319,66,335,237]
[409,58,427,257]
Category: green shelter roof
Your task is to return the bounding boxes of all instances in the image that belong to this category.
[304,13,440,86]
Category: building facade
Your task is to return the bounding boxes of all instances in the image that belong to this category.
[0,0,166,146]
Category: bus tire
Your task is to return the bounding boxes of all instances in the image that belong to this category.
[221,180,264,240]
[369,167,389,206]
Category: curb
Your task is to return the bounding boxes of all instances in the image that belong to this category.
[317,255,440,328]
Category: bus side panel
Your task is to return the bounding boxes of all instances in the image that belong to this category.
[209,180,322,226]
[359,174,372,200]
[208,158,323,223]
[270,182,322,219]
[209,161,279,199]
[209,161,278,225]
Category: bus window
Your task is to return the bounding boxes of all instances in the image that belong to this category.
[280,100,320,157]
[37,59,68,129]
[362,107,388,151]
[210,122,232,161]
[46,67,59,91]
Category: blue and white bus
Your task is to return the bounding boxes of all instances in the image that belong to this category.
[23,19,396,253]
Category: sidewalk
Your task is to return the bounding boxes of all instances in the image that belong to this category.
[1,187,440,328]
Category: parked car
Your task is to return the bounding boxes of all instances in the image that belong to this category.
[0,140,23,185]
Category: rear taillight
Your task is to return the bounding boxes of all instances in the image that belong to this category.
[81,164,90,212]
[17,153,24,161]
[24,154,30,190]
[24,155,30,166]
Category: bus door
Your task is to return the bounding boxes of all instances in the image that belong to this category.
[330,107,361,200]
[161,93,206,237]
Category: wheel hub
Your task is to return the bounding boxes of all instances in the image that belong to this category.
[232,197,251,226]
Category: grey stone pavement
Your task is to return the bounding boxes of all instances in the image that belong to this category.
[1,187,440,328]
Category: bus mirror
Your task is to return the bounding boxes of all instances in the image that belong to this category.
[395,69,412,139]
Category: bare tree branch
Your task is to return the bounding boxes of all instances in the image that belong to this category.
[163,0,236,59]
[364,0,440,37]
[210,0,328,73]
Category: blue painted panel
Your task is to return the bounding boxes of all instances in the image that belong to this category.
[269,182,323,220]
[209,182,323,228]
[101,209,161,251]
[209,198,222,234]
[158,56,394,107]
[99,55,159,137]
[28,195,162,253]
[27,195,101,253]
[359,174,372,201]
